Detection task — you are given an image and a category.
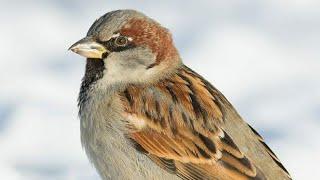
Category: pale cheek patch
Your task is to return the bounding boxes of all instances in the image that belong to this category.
[126,114,146,130]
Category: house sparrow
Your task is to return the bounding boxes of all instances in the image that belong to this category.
[69,9,291,180]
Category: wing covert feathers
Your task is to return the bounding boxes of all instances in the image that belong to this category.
[119,65,290,180]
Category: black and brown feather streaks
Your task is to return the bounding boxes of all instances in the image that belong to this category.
[119,66,288,180]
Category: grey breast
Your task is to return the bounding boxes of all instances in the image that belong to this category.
[79,88,180,180]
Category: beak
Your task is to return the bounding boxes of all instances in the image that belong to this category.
[69,37,109,59]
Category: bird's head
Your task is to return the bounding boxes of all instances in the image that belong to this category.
[69,10,181,88]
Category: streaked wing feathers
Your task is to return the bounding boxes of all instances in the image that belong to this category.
[120,66,262,179]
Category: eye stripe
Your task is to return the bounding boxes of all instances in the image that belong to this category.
[111,33,120,38]
[99,35,136,53]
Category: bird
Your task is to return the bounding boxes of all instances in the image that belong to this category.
[69,9,291,180]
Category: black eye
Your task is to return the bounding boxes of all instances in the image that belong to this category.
[114,36,128,47]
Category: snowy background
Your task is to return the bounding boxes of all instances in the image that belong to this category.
[0,0,319,179]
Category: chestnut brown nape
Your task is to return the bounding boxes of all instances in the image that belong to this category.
[120,18,179,65]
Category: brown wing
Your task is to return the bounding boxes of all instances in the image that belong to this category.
[119,66,285,180]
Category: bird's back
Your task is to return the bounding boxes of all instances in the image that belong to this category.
[179,66,291,179]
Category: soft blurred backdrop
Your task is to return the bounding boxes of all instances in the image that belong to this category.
[0,0,319,179]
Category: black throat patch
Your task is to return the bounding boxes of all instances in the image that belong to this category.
[78,58,105,112]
